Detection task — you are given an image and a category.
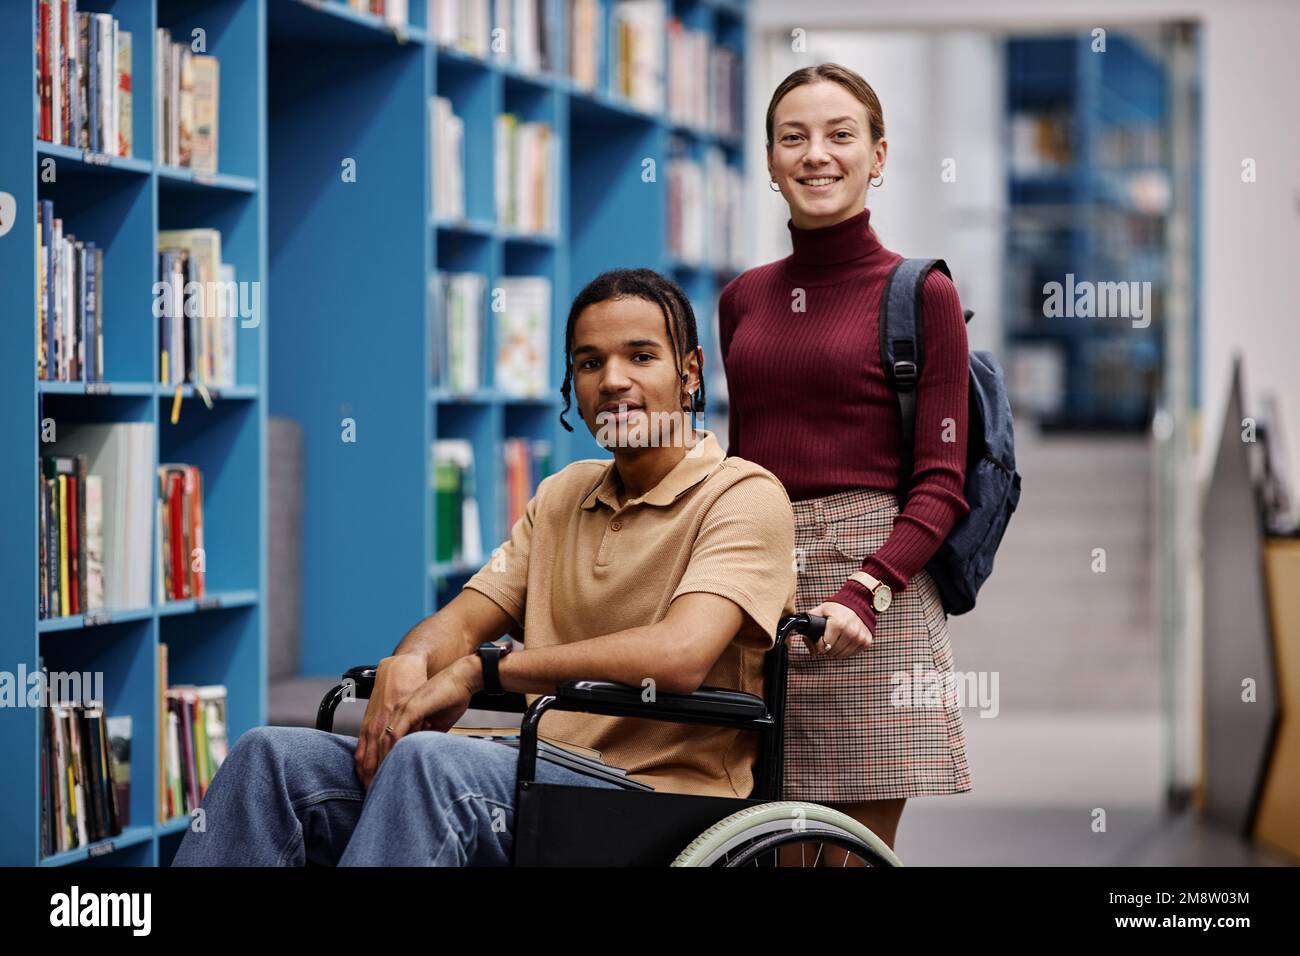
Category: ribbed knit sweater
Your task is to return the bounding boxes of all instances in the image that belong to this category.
[718,205,970,635]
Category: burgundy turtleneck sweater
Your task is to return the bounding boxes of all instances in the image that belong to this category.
[718,205,970,636]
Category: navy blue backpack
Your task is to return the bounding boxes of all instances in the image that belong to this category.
[879,258,1022,616]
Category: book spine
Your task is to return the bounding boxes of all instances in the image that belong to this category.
[94,246,103,378]
[38,1,49,142]
[85,474,103,611]
[39,466,48,619]
[66,471,78,616]
[168,470,184,600]
[117,29,131,157]
[58,474,69,617]
[45,478,59,618]
[87,12,97,151]
[76,455,88,613]
[189,466,204,597]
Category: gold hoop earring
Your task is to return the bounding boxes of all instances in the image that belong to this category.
[870,174,883,188]
[769,180,782,192]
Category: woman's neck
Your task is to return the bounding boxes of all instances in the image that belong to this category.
[783,204,886,287]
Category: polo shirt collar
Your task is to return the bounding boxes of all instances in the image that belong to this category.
[579,430,725,511]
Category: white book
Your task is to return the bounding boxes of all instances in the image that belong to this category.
[495,276,550,396]
[52,423,155,609]
[190,55,218,175]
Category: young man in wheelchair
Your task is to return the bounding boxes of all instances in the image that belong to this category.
[172,269,809,866]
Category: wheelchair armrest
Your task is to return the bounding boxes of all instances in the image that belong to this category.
[315,665,528,732]
[556,680,766,721]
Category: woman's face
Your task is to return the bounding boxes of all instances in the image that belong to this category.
[767,81,886,230]
[570,296,700,450]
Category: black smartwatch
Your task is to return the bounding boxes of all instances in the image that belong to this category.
[477,640,513,695]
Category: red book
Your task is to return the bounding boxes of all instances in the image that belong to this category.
[168,471,185,601]
[59,0,68,144]
[187,466,204,598]
[66,475,79,615]
[38,1,50,141]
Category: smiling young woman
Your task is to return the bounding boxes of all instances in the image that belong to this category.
[720,63,974,860]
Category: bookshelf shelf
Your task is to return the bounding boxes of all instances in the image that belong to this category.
[156,590,260,617]
[37,824,155,868]
[37,607,156,634]
[35,140,153,175]
[4,0,748,865]
[157,814,192,836]
[272,0,750,683]
[39,381,156,396]
[2,0,267,866]
[156,164,259,194]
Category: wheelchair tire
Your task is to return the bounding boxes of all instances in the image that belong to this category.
[670,801,903,868]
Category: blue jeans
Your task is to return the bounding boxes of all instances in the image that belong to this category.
[170,726,621,866]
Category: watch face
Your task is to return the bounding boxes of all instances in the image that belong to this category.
[874,588,892,613]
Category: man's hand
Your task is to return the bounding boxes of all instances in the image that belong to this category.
[355,654,427,789]
[374,655,482,767]
[804,601,872,659]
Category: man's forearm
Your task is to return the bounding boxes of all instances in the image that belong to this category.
[392,610,477,678]
[483,623,701,697]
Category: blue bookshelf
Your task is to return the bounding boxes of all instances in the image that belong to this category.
[1,0,745,865]
[0,0,268,865]
[1003,33,1172,429]
[267,0,748,676]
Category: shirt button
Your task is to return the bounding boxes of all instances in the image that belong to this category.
[610,520,622,531]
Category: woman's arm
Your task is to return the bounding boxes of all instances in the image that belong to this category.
[718,276,743,457]
[830,267,972,634]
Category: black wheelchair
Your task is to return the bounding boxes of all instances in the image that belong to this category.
[316,613,903,867]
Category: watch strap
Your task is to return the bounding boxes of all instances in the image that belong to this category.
[477,641,511,695]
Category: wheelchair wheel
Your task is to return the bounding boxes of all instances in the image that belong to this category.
[670,801,903,868]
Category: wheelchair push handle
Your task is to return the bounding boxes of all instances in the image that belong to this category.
[777,613,827,643]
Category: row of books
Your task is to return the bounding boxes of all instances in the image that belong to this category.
[666,18,742,138]
[432,0,493,56]
[163,685,228,823]
[610,0,665,112]
[157,228,239,388]
[36,1,132,156]
[434,436,553,567]
[155,29,218,173]
[1008,109,1075,175]
[431,96,465,220]
[433,439,484,565]
[503,438,551,532]
[37,199,103,383]
[431,273,551,395]
[667,147,746,271]
[159,643,229,822]
[43,423,154,616]
[495,114,557,234]
[157,464,206,604]
[41,699,131,858]
[345,0,410,26]
[494,0,553,73]
[39,455,104,620]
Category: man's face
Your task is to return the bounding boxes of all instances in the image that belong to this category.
[570,296,699,449]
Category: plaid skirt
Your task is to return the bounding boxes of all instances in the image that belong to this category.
[783,488,973,802]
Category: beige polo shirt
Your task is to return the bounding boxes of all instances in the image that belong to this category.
[463,430,796,798]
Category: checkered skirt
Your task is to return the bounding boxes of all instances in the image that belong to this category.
[782,488,973,802]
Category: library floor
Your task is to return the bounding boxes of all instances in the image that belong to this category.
[900,428,1289,866]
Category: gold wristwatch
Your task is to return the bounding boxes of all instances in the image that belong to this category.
[849,571,893,613]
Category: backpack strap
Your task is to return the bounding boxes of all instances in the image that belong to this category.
[879,258,953,498]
